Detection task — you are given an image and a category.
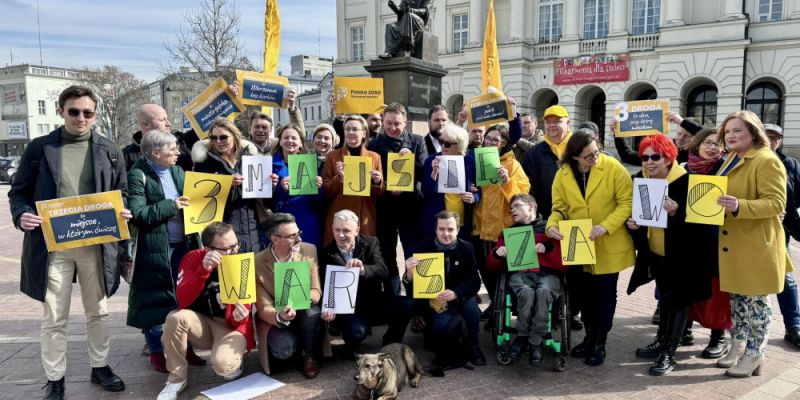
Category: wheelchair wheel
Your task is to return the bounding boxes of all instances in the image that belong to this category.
[554,352,567,372]
[497,351,513,365]
[491,271,508,343]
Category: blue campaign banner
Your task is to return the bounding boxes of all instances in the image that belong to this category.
[50,208,123,244]
[195,91,239,132]
[466,92,513,129]
[472,101,510,125]
[242,79,284,106]
[619,109,664,133]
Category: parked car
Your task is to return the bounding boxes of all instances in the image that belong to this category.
[0,157,20,184]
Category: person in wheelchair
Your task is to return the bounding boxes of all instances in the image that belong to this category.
[487,194,565,365]
[403,211,485,367]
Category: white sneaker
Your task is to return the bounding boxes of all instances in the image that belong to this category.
[222,368,242,381]
[157,380,187,400]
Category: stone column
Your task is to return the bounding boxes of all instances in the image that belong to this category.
[510,0,525,40]
[470,0,484,44]
[610,0,629,35]
[336,0,347,61]
[563,0,581,40]
[722,0,745,20]
[794,0,800,18]
[664,0,685,26]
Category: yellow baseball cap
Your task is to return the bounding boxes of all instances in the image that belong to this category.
[543,105,569,119]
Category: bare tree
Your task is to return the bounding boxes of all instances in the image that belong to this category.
[74,66,146,145]
[163,0,255,84]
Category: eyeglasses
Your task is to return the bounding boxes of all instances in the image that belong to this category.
[640,154,663,162]
[702,140,721,148]
[582,150,600,161]
[208,243,239,254]
[274,231,302,242]
[509,203,534,210]
[66,108,96,119]
[484,136,502,145]
[209,135,230,142]
[441,140,457,148]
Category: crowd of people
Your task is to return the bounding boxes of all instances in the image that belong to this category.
[8,85,798,400]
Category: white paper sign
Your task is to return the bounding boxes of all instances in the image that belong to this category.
[632,178,669,228]
[242,155,272,199]
[437,155,466,194]
[322,265,360,314]
[201,373,284,400]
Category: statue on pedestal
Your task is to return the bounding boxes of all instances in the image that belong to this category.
[379,0,434,60]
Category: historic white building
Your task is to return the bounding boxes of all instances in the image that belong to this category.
[335,0,800,149]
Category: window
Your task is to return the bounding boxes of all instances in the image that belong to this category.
[38,100,46,115]
[539,0,564,43]
[351,26,364,61]
[318,106,322,121]
[746,82,782,125]
[758,0,782,21]
[304,107,308,120]
[311,107,315,121]
[54,101,59,111]
[583,0,610,39]
[38,124,48,135]
[631,0,660,34]
[686,85,718,126]
[452,13,469,52]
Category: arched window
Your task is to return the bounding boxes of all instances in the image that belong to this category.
[746,82,782,125]
[686,85,717,126]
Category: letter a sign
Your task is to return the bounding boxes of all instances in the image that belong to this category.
[274,261,311,310]
[558,219,596,265]
[288,154,318,196]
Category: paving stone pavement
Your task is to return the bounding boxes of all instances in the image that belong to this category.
[0,184,799,399]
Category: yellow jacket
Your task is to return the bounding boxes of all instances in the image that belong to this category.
[718,146,793,295]
[547,154,635,274]
[473,151,531,241]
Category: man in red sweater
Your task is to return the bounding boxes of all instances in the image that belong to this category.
[157,222,255,400]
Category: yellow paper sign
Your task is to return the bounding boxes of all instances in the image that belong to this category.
[183,172,234,234]
[686,175,727,226]
[343,156,372,197]
[465,92,512,129]
[235,70,289,108]
[559,219,596,265]
[412,252,445,299]
[36,190,130,252]
[613,99,670,137]
[219,252,256,304]
[182,77,246,139]
[386,153,414,192]
[334,77,385,114]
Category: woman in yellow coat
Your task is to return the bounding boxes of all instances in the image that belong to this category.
[713,110,792,377]
[546,131,635,366]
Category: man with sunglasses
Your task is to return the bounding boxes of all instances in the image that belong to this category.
[9,85,131,400]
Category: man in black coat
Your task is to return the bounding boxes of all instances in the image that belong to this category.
[319,210,412,356]
[122,104,192,171]
[424,104,449,156]
[8,86,129,399]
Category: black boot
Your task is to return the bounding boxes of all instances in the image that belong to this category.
[636,337,666,358]
[585,331,607,366]
[90,366,125,392]
[43,377,64,400]
[571,324,594,358]
[648,346,677,376]
[702,329,728,359]
[680,320,695,346]
[648,304,687,375]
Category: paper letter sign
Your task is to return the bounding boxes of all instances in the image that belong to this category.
[274,261,311,310]
[182,78,245,139]
[465,92,513,129]
[632,178,669,228]
[322,265,360,314]
[36,190,130,252]
[334,77,385,115]
[219,253,256,304]
[686,175,727,226]
[613,99,670,137]
[183,172,233,235]
[287,154,318,196]
[438,155,466,194]
[242,155,273,199]
[386,153,414,192]
[344,156,372,197]
[503,225,540,272]
[235,70,289,108]
[412,253,445,299]
[559,220,596,265]
[475,147,501,186]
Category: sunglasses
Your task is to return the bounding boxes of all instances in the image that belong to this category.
[441,140,457,148]
[66,108,96,119]
[209,135,230,142]
[640,154,663,162]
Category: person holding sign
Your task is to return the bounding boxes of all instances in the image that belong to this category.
[322,115,384,246]
[487,194,565,365]
[624,135,716,376]
[403,211,484,367]
[271,124,325,248]
[191,118,268,253]
[158,222,254,400]
[422,124,480,239]
[713,111,792,378]
[312,124,339,171]
[546,131,635,366]
[254,214,323,379]
[319,210,413,358]
[8,86,130,399]
[228,81,304,155]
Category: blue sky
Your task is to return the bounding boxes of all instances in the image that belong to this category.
[0,0,337,81]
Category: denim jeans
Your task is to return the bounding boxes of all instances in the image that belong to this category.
[428,297,481,347]
[266,305,322,360]
[777,272,800,329]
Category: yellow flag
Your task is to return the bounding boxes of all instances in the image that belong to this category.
[262,0,281,114]
[481,0,502,94]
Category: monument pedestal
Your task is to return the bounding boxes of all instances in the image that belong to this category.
[365,57,448,131]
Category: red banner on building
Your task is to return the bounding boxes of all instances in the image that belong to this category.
[554,54,629,85]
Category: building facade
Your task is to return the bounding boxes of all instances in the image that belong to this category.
[0,64,80,156]
[291,55,335,78]
[335,0,800,149]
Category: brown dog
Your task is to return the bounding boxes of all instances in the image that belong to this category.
[353,343,443,400]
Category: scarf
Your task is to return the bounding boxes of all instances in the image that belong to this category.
[687,153,720,175]
[543,131,572,159]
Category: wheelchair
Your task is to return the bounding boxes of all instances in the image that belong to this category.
[491,267,571,371]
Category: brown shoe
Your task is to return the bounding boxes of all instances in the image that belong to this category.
[303,357,320,379]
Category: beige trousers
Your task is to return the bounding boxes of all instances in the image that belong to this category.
[42,245,109,381]
[163,309,247,383]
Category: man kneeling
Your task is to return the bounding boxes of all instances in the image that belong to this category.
[158,222,254,400]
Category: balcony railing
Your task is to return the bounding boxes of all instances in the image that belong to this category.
[579,39,607,55]
[628,33,660,51]
[532,43,561,60]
